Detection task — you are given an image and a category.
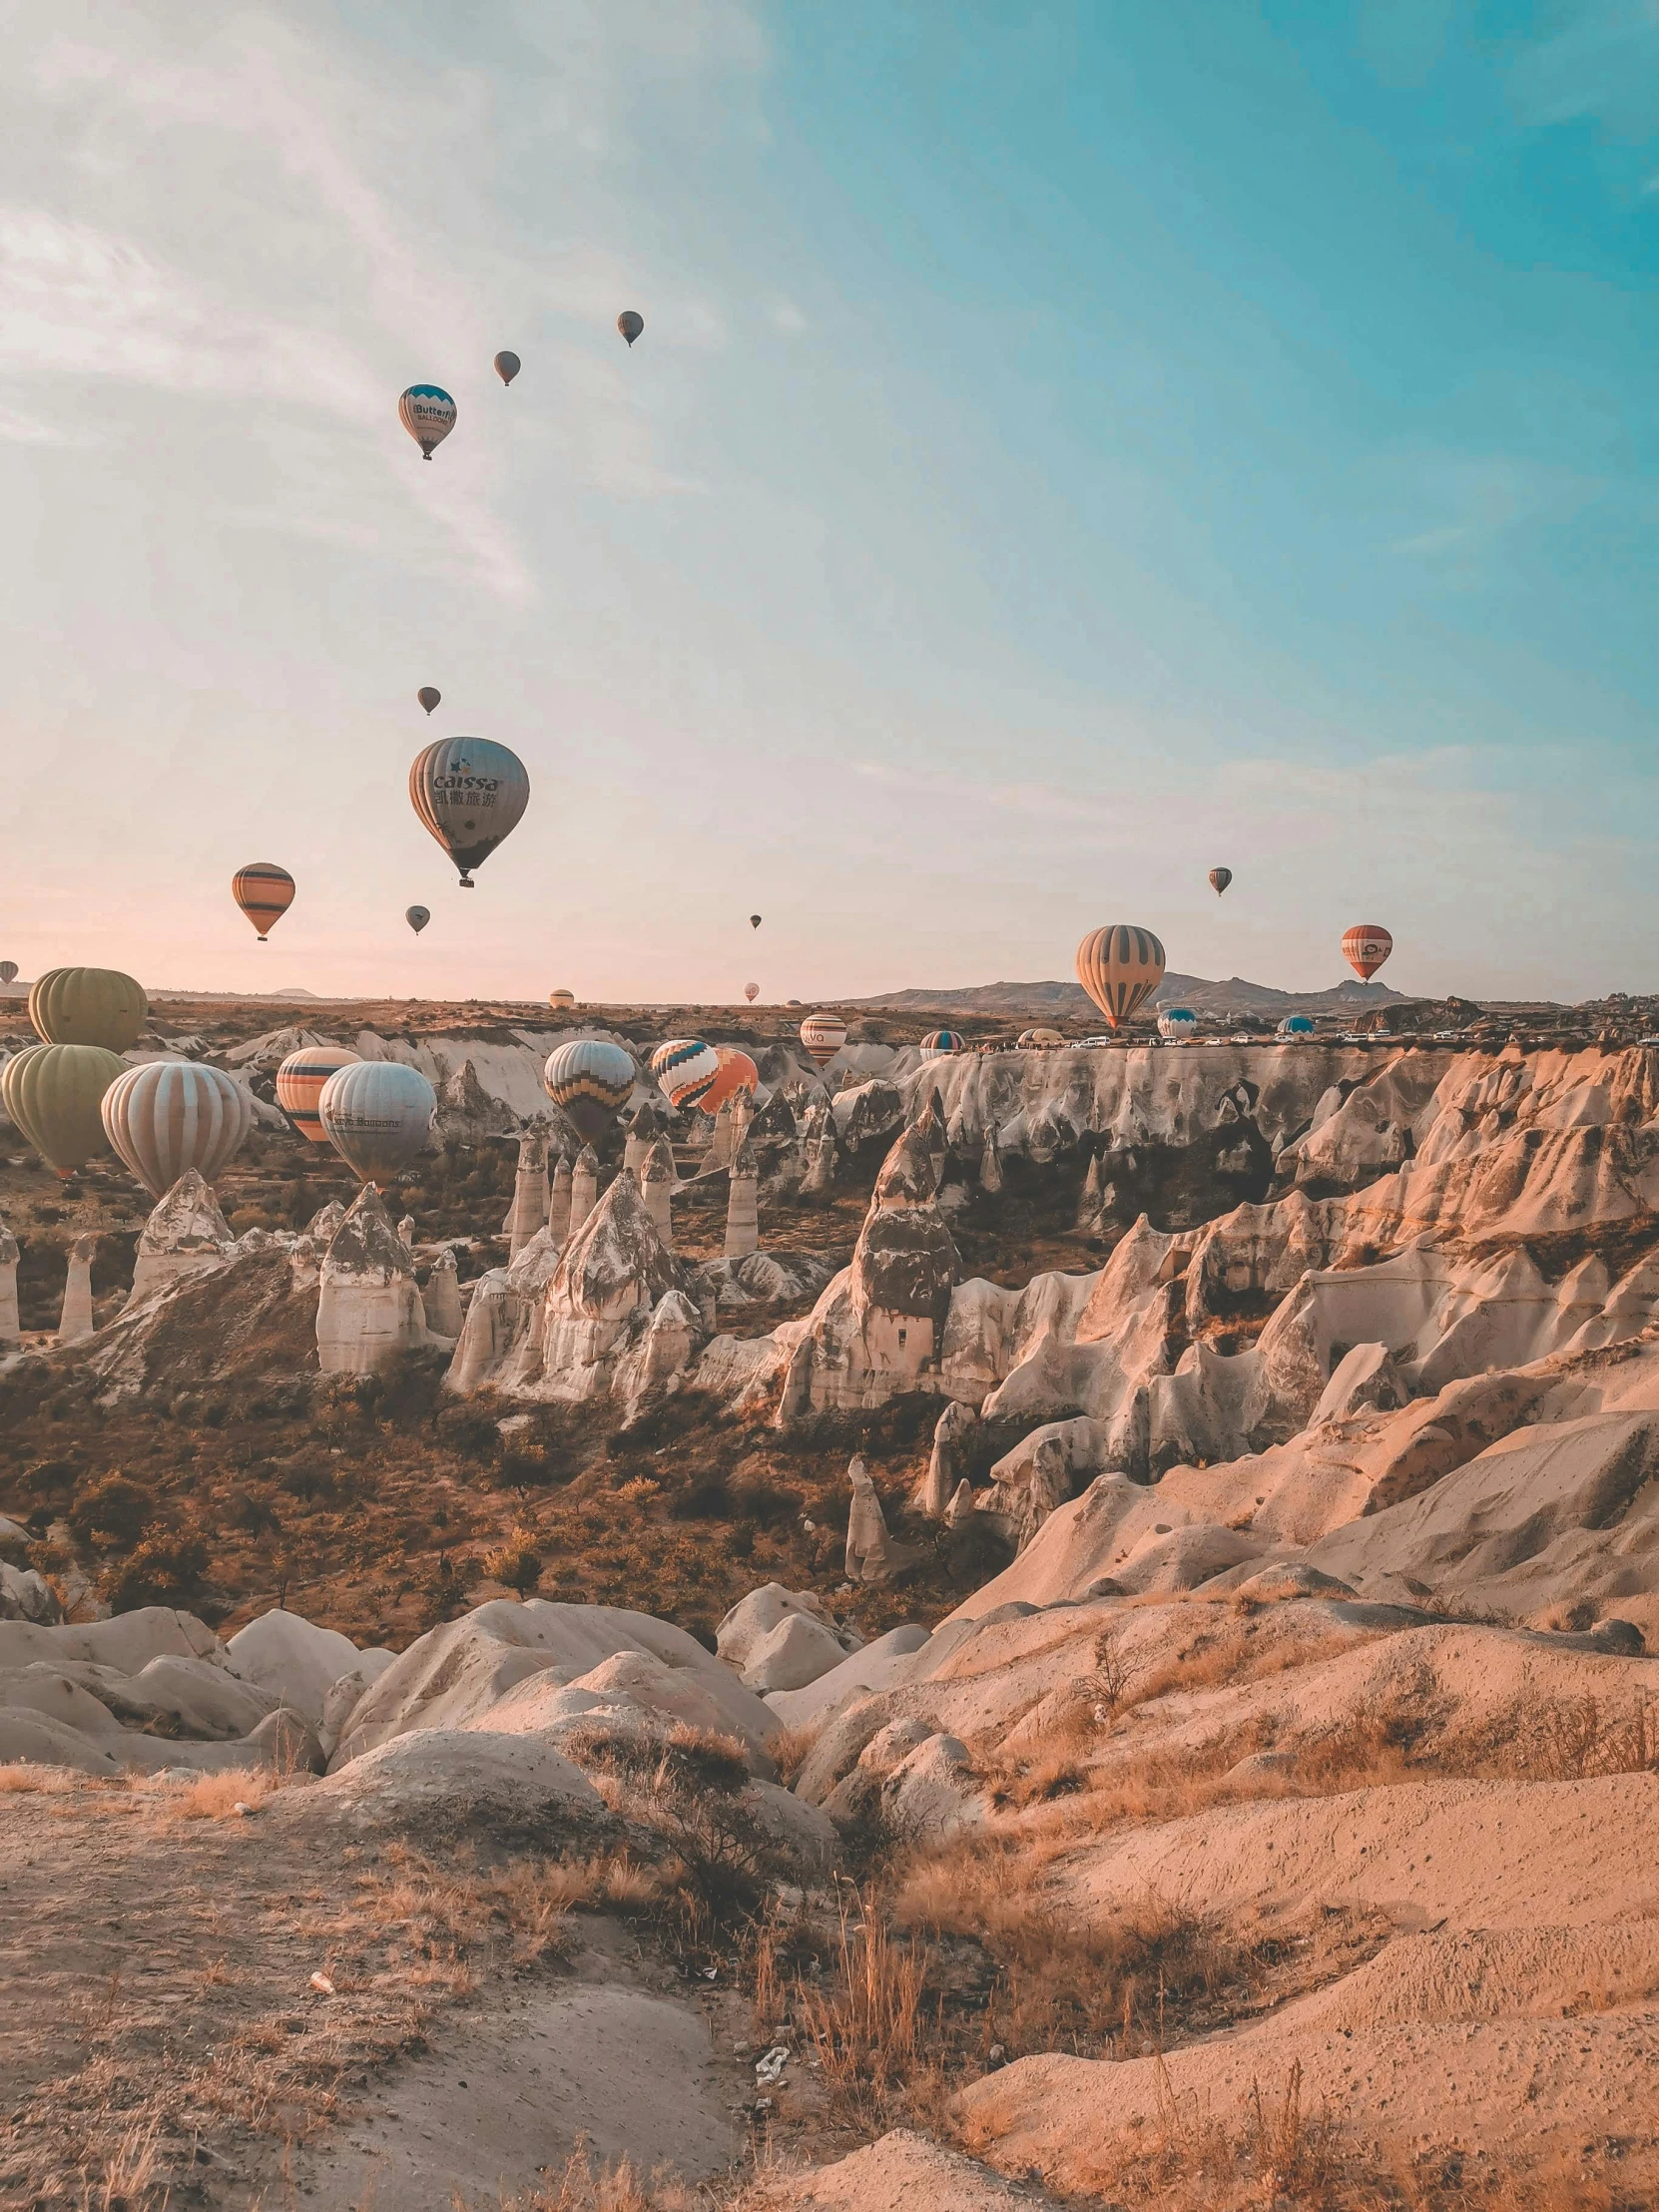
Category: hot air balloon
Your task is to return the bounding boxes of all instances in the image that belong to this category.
[919,1030,965,1059]
[100,1060,253,1199]
[409,737,530,887]
[1157,1007,1199,1041]
[1343,924,1392,981]
[398,383,456,459]
[1278,1014,1316,1040]
[417,687,441,716]
[1,1042,125,1175]
[749,914,762,929]
[1017,1027,1064,1048]
[494,350,521,387]
[704,1045,759,1113]
[0,961,17,986]
[233,864,295,941]
[276,1045,360,1145]
[1075,925,1166,1031]
[405,906,430,935]
[799,1012,846,1068]
[542,1038,637,1144]
[617,310,644,347]
[1209,867,1233,896]
[744,982,760,1003]
[317,1060,436,1182]
[651,1038,721,1112]
[28,967,148,1051]
[549,988,577,1010]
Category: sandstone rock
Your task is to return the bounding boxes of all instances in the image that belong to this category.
[740,1611,850,1694]
[725,1137,759,1258]
[978,1125,1004,1193]
[641,1140,675,1248]
[0,1564,61,1625]
[506,1126,550,1258]
[126,1171,237,1311]
[975,1426,1077,1552]
[0,1216,18,1347]
[765,1625,934,1732]
[833,1079,904,1154]
[916,1398,977,1518]
[58,1234,96,1345]
[569,1146,600,1241]
[422,1247,464,1336]
[879,1731,982,1841]
[846,1457,899,1581]
[315,1184,425,1376]
[716,1583,841,1672]
[298,1729,609,1841]
[549,1152,573,1242]
[225,1609,369,1731]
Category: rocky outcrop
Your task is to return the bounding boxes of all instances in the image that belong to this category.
[126,1171,237,1312]
[421,1247,464,1338]
[506,1126,550,1258]
[315,1185,425,1376]
[0,1217,18,1348]
[725,1138,759,1258]
[569,1147,600,1241]
[916,1399,977,1517]
[58,1235,95,1346]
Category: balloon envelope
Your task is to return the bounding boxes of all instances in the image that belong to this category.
[617,310,644,345]
[405,906,430,934]
[749,914,762,929]
[1278,1015,1316,1038]
[29,967,148,1051]
[417,687,441,716]
[744,982,760,1003]
[542,1038,636,1144]
[2,1042,125,1174]
[1157,1008,1199,1039]
[1342,924,1393,981]
[704,1046,759,1113]
[233,864,294,941]
[799,1012,846,1068]
[398,383,455,458]
[1075,925,1166,1031]
[919,1030,965,1058]
[276,1045,360,1145]
[0,961,17,985]
[317,1060,436,1181]
[101,1060,253,1199]
[651,1038,720,1112]
[1209,867,1233,896]
[409,737,530,886]
[549,988,577,1010]
[493,350,521,386]
[1017,1027,1064,1047]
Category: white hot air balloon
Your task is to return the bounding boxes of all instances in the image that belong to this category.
[100,1060,254,1199]
[317,1060,437,1182]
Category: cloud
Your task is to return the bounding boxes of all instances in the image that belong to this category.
[768,295,808,334]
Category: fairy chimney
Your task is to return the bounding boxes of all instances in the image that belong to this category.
[548,1153,573,1244]
[126,1171,236,1311]
[641,1139,675,1250]
[422,1247,464,1337]
[724,1138,759,1259]
[0,1217,19,1348]
[507,1127,550,1258]
[58,1234,96,1346]
[568,1146,600,1242]
[315,1184,425,1376]
[845,1457,894,1581]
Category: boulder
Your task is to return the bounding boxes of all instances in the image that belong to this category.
[740,1611,849,1695]
[0,1564,61,1625]
[879,1731,983,1842]
[764,1625,934,1731]
[226,1609,372,1732]
[296,1729,609,1841]
[315,1184,425,1376]
[125,1171,239,1311]
[716,1583,840,1672]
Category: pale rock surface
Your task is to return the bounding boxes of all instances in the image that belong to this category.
[315,1184,425,1376]
[126,1171,237,1310]
[569,1146,600,1240]
[548,1153,573,1242]
[421,1247,464,1337]
[715,1583,844,1672]
[225,1608,373,1731]
[506,1126,550,1258]
[0,1216,18,1346]
[764,1624,934,1730]
[772,2129,1063,2210]
[739,1610,851,1694]
[915,1398,976,1518]
[58,1235,95,1345]
[296,1729,608,1838]
[725,1136,759,1258]
[878,1730,984,1841]
[0,1564,61,1624]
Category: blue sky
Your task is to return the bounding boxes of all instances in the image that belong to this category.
[1,0,1657,1004]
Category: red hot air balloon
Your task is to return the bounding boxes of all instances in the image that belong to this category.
[233,863,295,941]
[1342,924,1393,981]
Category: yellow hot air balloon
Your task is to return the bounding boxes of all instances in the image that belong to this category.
[29,967,148,1051]
[1075,925,1166,1031]
[1,1042,126,1175]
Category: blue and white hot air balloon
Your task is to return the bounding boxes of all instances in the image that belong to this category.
[919,1030,965,1059]
[651,1038,720,1111]
[1157,1008,1199,1041]
[398,384,456,459]
[1278,1014,1316,1041]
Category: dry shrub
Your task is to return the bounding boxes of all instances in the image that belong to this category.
[767,1720,823,1789]
[1499,1691,1658,1782]
[77,2117,164,2212]
[167,1769,269,1821]
[794,1886,930,2125]
[469,2143,701,2210]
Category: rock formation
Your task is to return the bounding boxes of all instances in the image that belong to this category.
[641,1139,675,1249]
[315,1184,425,1376]
[845,1456,897,1581]
[979,1125,1003,1193]
[725,1137,759,1258]
[126,1171,237,1312]
[0,1217,19,1348]
[506,1126,550,1258]
[58,1235,95,1345]
[422,1247,463,1338]
[548,1152,573,1243]
[916,1398,977,1518]
[568,1146,599,1242]
[397,1213,415,1250]
[799,1100,837,1202]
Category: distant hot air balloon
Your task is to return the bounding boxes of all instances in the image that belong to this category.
[1017,1027,1064,1048]
[744,982,760,1003]
[704,1045,759,1113]
[317,1060,436,1182]
[0,961,17,986]
[1342,924,1393,982]
[1075,925,1166,1032]
[1278,1015,1316,1040]
[276,1045,360,1145]
[799,1012,847,1068]
[1209,867,1233,896]
[1157,1007,1199,1041]
[417,687,441,716]
[919,1030,965,1059]
[28,967,148,1051]
[233,864,295,942]
[398,383,456,459]
[493,350,521,387]
[542,1038,637,1144]
[549,988,577,1010]
[617,310,644,347]
[405,906,430,935]
[749,914,762,929]
[652,1038,721,1112]
[1,1042,125,1176]
[101,1060,254,1199]
[409,737,530,887]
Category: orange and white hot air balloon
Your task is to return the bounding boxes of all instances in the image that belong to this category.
[799,1012,847,1068]
[233,863,295,941]
[276,1045,359,1145]
[1075,924,1166,1031]
[704,1045,759,1114]
[1342,923,1392,981]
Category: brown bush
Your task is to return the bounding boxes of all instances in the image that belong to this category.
[99,1529,210,1613]
[66,1473,157,1551]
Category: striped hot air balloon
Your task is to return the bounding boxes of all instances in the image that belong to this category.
[276,1045,360,1145]
[1342,924,1392,981]
[317,1060,436,1182]
[101,1060,253,1199]
[1157,1007,1199,1040]
[919,1031,965,1059]
[542,1038,637,1144]
[29,967,148,1050]
[409,738,530,887]
[1209,867,1233,896]
[233,863,295,941]
[1278,1015,1316,1040]
[1017,1027,1065,1048]
[1075,925,1166,1031]
[0,961,18,985]
[549,988,577,1010]
[651,1039,721,1112]
[799,1012,847,1068]
[704,1046,759,1113]
[398,383,456,458]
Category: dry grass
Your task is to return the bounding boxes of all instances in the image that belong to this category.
[164,1768,270,1820]
[766,1722,823,1790]
[464,2143,707,2209]
[793,1886,931,2126]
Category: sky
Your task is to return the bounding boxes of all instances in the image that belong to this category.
[3,0,1659,1006]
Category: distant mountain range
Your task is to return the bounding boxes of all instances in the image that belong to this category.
[848,972,1405,1019]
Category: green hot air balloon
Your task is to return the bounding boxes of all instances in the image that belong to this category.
[29,967,148,1051]
[2,1042,126,1175]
